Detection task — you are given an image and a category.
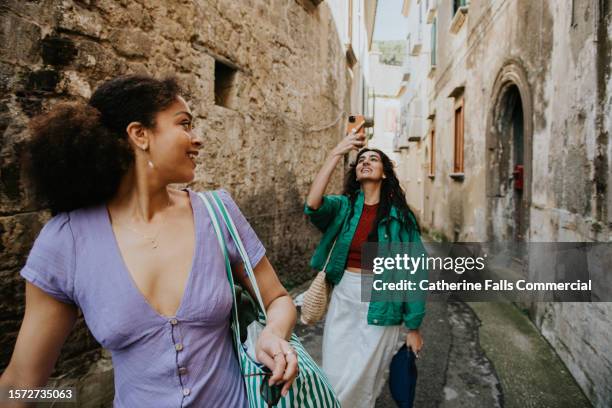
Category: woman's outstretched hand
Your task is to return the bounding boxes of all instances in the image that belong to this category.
[330,128,366,157]
[256,326,299,397]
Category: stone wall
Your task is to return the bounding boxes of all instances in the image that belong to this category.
[400,1,611,406]
[0,0,351,404]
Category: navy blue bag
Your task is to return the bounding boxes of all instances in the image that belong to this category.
[389,344,418,408]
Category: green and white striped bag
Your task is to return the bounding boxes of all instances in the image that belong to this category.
[199,191,341,408]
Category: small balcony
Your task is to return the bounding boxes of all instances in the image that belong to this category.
[408,118,424,142]
[450,5,469,34]
[402,55,412,83]
[426,0,437,24]
[428,65,436,79]
[405,99,424,141]
[408,31,423,56]
[393,132,410,152]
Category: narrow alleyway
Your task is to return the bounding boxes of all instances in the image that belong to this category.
[293,293,501,408]
[372,1,612,404]
[292,290,592,407]
[292,235,591,406]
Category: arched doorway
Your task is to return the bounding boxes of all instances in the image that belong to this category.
[486,62,533,244]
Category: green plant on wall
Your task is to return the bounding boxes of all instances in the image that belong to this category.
[374,40,405,66]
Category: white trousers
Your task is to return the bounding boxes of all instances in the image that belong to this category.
[322,270,404,408]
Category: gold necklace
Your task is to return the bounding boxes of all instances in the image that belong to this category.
[116,195,172,249]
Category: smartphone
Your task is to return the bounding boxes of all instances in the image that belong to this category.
[347,115,366,136]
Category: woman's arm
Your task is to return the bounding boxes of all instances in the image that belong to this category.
[305,130,366,210]
[0,283,77,407]
[234,256,296,339]
[233,257,297,397]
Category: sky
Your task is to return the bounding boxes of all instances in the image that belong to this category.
[373,0,408,41]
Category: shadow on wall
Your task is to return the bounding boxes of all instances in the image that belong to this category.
[448,188,464,242]
[235,166,321,290]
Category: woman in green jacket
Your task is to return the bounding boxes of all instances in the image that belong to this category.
[304,130,426,408]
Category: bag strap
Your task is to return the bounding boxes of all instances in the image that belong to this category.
[322,237,338,273]
[207,191,268,319]
[198,192,243,353]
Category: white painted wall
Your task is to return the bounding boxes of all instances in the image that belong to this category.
[328,0,375,115]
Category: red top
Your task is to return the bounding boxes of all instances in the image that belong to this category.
[346,203,379,269]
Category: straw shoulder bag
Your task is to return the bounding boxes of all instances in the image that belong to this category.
[300,238,338,325]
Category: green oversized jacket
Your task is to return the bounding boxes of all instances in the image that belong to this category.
[304,190,427,329]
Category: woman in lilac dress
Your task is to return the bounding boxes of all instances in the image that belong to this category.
[0,75,298,407]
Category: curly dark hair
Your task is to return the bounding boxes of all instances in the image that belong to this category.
[26,75,183,214]
[343,148,420,240]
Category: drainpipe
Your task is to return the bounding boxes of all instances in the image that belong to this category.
[594,0,610,226]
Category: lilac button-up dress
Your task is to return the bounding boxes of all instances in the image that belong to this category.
[20,189,265,407]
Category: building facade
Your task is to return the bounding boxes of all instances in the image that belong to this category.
[395,0,611,406]
[328,0,377,116]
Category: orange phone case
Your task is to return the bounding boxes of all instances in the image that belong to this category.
[346,115,366,136]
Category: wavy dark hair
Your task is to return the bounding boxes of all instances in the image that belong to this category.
[26,75,183,214]
[343,148,420,241]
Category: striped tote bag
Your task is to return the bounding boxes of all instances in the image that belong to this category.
[199,191,341,408]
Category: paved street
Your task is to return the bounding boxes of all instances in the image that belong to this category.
[292,287,591,408]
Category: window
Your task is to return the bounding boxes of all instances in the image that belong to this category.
[214,60,237,108]
[429,126,436,177]
[453,0,467,15]
[419,0,422,23]
[453,99,464,174]
[429,17,437,78]
[431,17,437,67]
